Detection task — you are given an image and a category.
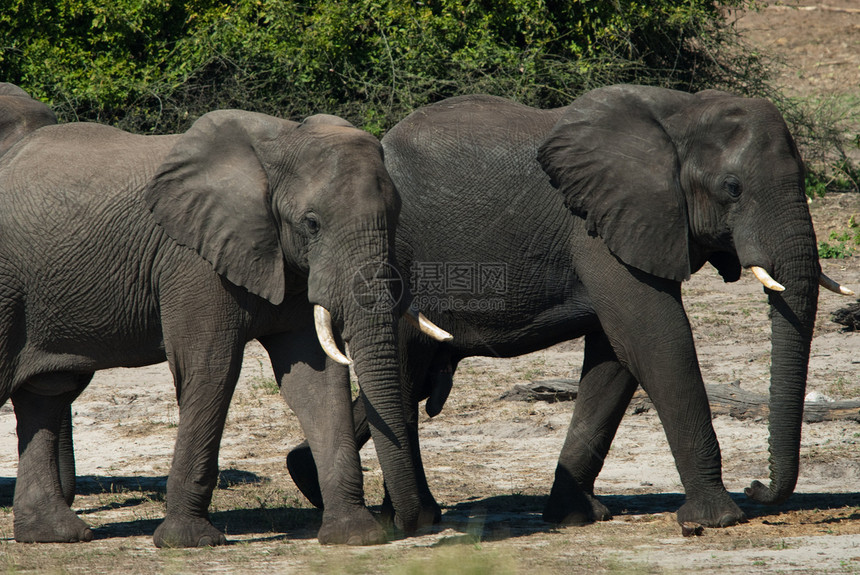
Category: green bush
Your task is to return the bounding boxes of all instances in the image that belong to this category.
[1,0,768,135]
[818,215,860,259]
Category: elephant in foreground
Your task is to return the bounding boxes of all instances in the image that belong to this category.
[287,86,852,528]
[0,109,448,546]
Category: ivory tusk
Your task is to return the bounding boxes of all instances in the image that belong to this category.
[819,273,855,296]
[750,266,786,292]
[404,308,454,342]
[313,305,352,366]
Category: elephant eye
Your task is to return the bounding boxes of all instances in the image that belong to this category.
[722,176,742,200]
[304,213,320,235]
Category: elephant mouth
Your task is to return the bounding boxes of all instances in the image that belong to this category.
[313,305,453,365]
[748,265,853,296]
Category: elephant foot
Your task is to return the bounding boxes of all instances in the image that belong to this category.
[676,492,746,528]
[318,507,386,545]
[543,489,611,525]
[153,516,227,548]
[286,442,324,509]
[14,502,93,543]
[380,490,441,531]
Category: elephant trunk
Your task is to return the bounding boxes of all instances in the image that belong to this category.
[344,305,421,532]
[745,195,819,505]
[311,218,422,532]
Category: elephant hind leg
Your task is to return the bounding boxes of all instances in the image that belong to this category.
[544,331,638,525]
[286,440,322,508]
[12,382,92,543]
[56,373,92,507]
[57,404,76,506]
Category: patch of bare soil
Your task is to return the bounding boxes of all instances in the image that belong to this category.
[1,3,860,573]
[734,0,860,99]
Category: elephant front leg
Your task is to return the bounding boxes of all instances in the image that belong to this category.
[152,343,244,548]
[640,373,746,528]
[263,331,385,546]
[544,331,638,525]
[12,384,92,543]
[287,395,372,511]
[583,258,745,528]
[289,338,442,531]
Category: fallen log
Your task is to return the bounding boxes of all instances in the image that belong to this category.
[832,300,860,331]
[499,379,860,423]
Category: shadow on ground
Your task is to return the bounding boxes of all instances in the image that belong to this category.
[1,468,321,542]
[86,506,321,542]
[0,468,262,505]
[422,491,860,542]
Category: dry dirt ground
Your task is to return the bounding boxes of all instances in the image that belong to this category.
[2,2,860,573]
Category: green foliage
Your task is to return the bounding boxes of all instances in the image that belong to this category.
[818,215,860,259]
[805,174,828,199]
[1,0,765,135]
[788,94,860,192]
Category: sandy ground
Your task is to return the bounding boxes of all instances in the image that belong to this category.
[1,2,860,573]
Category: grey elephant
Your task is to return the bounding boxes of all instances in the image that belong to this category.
[0,84,79,509]
[0,109,450,547]
[286,85,852,528]
[0,83,57,156]
[0,84,92,514]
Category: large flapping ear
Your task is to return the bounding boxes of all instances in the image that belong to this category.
[144,110,292,305]
[538,84,697,282]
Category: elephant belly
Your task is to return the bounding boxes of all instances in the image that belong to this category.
[13,314,167,388]
[10,252,168,387]
[449,299,600,358]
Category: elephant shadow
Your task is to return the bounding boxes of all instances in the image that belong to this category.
[0,469,322,542]
[737,491,860,520]
[429,491,860,542]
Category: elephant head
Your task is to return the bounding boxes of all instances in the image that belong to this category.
[143,109,449,531]
[0,83,56,157]
[538,84,850,505]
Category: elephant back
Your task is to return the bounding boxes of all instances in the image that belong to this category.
[382,95,564,196]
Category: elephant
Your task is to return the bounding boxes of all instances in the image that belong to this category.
[0,83,57,156]
[0,108,451,547]
[285,85,853,529]
[0,84,79,508]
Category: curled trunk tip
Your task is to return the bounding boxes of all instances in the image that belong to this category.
[745,478,795,505]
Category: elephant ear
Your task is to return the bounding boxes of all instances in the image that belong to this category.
[538,85,696,282]
[144,110,290,305]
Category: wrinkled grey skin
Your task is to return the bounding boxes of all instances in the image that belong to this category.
[0,84,77,508]
[0,83,57,157]
[287,86,819,528]
[0,110,425,547]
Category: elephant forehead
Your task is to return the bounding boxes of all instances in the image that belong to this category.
[298,125,383,161]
